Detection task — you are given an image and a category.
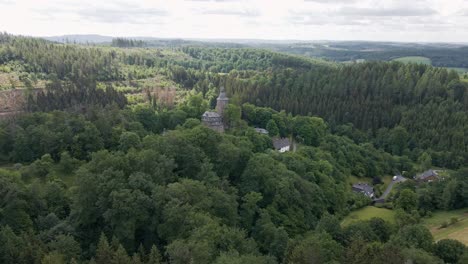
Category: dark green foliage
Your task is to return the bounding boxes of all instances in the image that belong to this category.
[266,119,279,137]
[401,248,443,264]
[433,239,466,264]
[286,232,344,263]
[0,33,463,263]
[396,189,419,212]
[391,225,434,252]
[112,38,145,48]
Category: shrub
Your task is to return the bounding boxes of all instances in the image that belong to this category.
[440,221,448,229]
[450,217,458,225]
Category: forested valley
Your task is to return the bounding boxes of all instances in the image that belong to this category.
[0,33,467,264]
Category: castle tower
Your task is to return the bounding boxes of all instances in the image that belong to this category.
[215,86,229,115]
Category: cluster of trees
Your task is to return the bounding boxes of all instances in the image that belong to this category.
[391,168,468,218]
[1,104,466,263]
[0,33,122,82]
[26,79,127,112]
[169,60,467,169]
[273,42,468,68]
[112,38,146,48]
[102,44,465,170]
[178,46,320,72]
[1,33,467,263]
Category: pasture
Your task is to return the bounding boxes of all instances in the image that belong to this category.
[422,208,468,245]
[393,56,432,65]
[341,206,396,226]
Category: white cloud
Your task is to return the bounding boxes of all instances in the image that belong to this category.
[0,0,467,42]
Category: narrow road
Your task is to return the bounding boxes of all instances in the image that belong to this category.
[376,175,406,201]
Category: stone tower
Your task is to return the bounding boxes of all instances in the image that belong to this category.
[216,86,229,115]
[201,86,229,133]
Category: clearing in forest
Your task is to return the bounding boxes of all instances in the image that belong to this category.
[341,206,395,226]
[422,208,468,245]
[393,56,432,65]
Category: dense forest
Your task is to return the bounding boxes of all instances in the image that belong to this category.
[271,43,468,68]
[0,34,467,263]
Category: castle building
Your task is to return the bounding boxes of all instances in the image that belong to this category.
[202,87,229,132]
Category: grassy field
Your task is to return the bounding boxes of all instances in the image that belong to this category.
[342,206,396,226]
[342,206,468,245]
[422,208,468,245]
[446,67,468,74]
[393,56,432,65]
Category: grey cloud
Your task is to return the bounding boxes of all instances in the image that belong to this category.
[288,10,370,26]
[200,8,260,17]
[337,6,437,17]
[288,5,441,28]
[304,0,356,3]
[31,0,169,24]
[186,0,240,2]
[457,9,468,16]
[76,6,168,24]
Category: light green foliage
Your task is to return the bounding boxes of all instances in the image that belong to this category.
[179,92,208,119]
[389,126,409,156]
[266,119,279,137]
[119,131,141,152]
[391,225,434,252]
[293,116,327,146]
[286,232,344,264]
[345,238,384,264]
[401,248,442,264]
[393,56,432,65]
[418,152,432,171]
[41,251,66,264]
[396,189,419,212]
[342,206,396,226]
[48,235,81,262]
[224,104,242,128]
[0,34,466,263]
[147,245,162,264]
[214,252,277,264]
[316,212,343,242]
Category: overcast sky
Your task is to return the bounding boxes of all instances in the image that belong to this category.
[1,0,467,42]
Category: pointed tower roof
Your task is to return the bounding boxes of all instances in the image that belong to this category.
[217,86,228,100]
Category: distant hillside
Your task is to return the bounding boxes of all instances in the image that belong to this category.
[43,35,468,68]
[43,34,114,43]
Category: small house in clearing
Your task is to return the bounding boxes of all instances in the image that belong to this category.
[352,183,375,198]
[414,169,439,183]
[272,138,291,153]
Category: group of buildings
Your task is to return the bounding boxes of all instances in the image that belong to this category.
[201,87,291,152]
[352,169,441,199]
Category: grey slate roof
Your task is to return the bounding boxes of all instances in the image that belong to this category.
[255,128,269,134]
[202,111,221,118]
[272,138,290,150]
[352,183,374,197]
[415,169,438,180]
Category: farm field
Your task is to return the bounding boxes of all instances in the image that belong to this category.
[393,56,432,65]
[341,206,396,226]
[446,67,468,74]
[343,206,468,245]
[422,208,468,245]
